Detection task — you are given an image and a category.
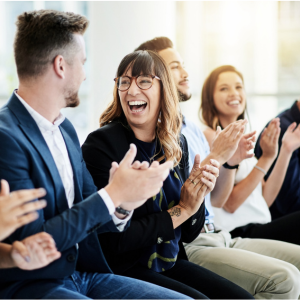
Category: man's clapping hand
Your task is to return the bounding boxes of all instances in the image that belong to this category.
[105,144,173,211]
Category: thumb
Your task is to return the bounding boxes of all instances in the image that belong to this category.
[216,126,221,136]
[11,241,30,264]
[119,144,137,168]
[287,122,297,132]
[193,154,201,170]
[0,179,10,197]
[110,161,119,172]
[109,162,119,182]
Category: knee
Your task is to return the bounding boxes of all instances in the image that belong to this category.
[272,263,300,299]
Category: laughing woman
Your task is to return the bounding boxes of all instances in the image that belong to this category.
[201,65,300,245]
[82,51,253,299]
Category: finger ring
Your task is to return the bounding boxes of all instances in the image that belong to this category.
[189,178,196,185]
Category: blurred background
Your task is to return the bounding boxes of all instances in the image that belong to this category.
[0,1,299,143]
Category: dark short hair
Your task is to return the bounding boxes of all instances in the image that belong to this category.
[14,9,89,79]
[135,37,173,53]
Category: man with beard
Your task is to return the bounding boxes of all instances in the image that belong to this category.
[135,37,300,299]
[0,12,188,300]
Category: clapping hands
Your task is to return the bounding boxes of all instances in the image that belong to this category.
[281,122,300,154]
[178,155,219,217]
[10,232,60,270]
[260,118,281,160]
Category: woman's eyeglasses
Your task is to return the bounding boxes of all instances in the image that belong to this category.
[114,75,161,91]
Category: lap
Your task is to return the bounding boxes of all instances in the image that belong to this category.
[241,211,300,245]
[123,262,209,299]
[12,271,190,300]
[185,232,300,298]
[124,259,253,299]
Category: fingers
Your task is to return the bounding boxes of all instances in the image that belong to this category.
[209,159,220,169]
[15,211,40,227]
[273,126,281,144]
[245,153,255,159]
[243,130,256,140]
[45,251,61,263]
[24,232,55,245]
[200,176,214,191]
[150,161,160,168]
[149,160,173,181]
[203,164,219,177]
[131,161,141,169]
[11,199,46,218]
[5,188,46,210]
[0,179,10,196]
[119,144,137,168]
[132,161,149,170]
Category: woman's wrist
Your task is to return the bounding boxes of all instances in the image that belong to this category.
[281,142,295,156]
[256,156,273,172]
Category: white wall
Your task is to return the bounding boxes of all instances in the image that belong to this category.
[88,1,176,132]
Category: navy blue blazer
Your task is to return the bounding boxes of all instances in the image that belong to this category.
[0,93,121,298]
[255,101,300,219]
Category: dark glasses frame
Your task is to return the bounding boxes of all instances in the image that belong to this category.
[114,75,161,91]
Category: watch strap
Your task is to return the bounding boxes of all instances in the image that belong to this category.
[116,206,131,216]
[223,162,239,169]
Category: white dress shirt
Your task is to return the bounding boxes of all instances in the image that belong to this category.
[15,91,132,231]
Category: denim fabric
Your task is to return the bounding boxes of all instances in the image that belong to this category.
[11,271,191,299]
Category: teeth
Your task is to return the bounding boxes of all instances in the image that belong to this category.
[132,108,144,112]
[129,101,146,106]
[229,100,240,105]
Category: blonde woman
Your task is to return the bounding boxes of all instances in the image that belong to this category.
[82,50,253,299]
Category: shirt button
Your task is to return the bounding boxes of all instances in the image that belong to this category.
[67,254,76,262]
[192,219,197,225]
[157,237,163,244]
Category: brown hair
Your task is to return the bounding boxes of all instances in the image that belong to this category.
[135,37,173,52]
[14,9,89,79]
[200,65,245,130]
[100,50,182,166]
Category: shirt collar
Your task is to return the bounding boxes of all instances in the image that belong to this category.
[14,90,65,131]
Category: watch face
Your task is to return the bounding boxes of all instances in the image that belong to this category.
[116,206,131,215]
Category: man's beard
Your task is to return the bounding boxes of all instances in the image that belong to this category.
[178,90,192,102]
[65,90,80,108]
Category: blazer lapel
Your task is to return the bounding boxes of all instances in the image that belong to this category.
[7,93,68,213]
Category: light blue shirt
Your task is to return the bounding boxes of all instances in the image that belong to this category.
[181,117,214,224]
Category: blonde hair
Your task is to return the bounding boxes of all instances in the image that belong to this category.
[100,50,182,166]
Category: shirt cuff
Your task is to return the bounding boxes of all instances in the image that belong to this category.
[111,210,133,232]
[98,188,115,215]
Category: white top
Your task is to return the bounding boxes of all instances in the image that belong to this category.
[213,156,271,232]
[15,91,131,231]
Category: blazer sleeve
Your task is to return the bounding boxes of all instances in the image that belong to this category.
[0,129,115,251]
[178,134,205,243]
[82,127,176,253]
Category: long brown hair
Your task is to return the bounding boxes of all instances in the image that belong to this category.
[100,50,182,166]
[200,65,245,130]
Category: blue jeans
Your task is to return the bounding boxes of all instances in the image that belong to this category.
[12,271,191,299]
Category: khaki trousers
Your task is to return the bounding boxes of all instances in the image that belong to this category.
[185,231,300,299]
